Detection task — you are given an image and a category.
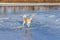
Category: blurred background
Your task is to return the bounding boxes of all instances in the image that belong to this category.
[0,0,60,3]
[0,5,60,15]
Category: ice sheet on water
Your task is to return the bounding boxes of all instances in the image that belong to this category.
[0,9,60,40]
[0,12,60,30]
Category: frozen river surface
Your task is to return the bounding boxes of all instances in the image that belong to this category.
[0,9,60,40]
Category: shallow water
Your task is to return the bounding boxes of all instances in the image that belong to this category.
[0,8,60,40]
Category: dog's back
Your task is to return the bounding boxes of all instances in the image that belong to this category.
[26,18,32,24]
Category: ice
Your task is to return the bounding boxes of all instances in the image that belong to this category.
[0,8,60,40]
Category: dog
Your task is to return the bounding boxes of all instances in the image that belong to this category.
[23,15,32,28]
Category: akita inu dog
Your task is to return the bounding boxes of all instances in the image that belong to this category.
[23,15,32,28]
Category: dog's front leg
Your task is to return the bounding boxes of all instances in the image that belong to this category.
[27,23,30,28]
[23,21,25,27]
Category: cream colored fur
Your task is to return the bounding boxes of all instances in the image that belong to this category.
[23,15,32,28]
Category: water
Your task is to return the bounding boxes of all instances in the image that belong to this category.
[0,8,60,40]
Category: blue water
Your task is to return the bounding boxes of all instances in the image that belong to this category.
[0,8,60,40]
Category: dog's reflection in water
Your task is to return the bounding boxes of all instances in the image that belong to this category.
[22,27,32,40]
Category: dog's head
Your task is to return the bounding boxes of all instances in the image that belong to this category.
[23,15,26,18]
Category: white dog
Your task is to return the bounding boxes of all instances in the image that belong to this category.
[23,15,32,28]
